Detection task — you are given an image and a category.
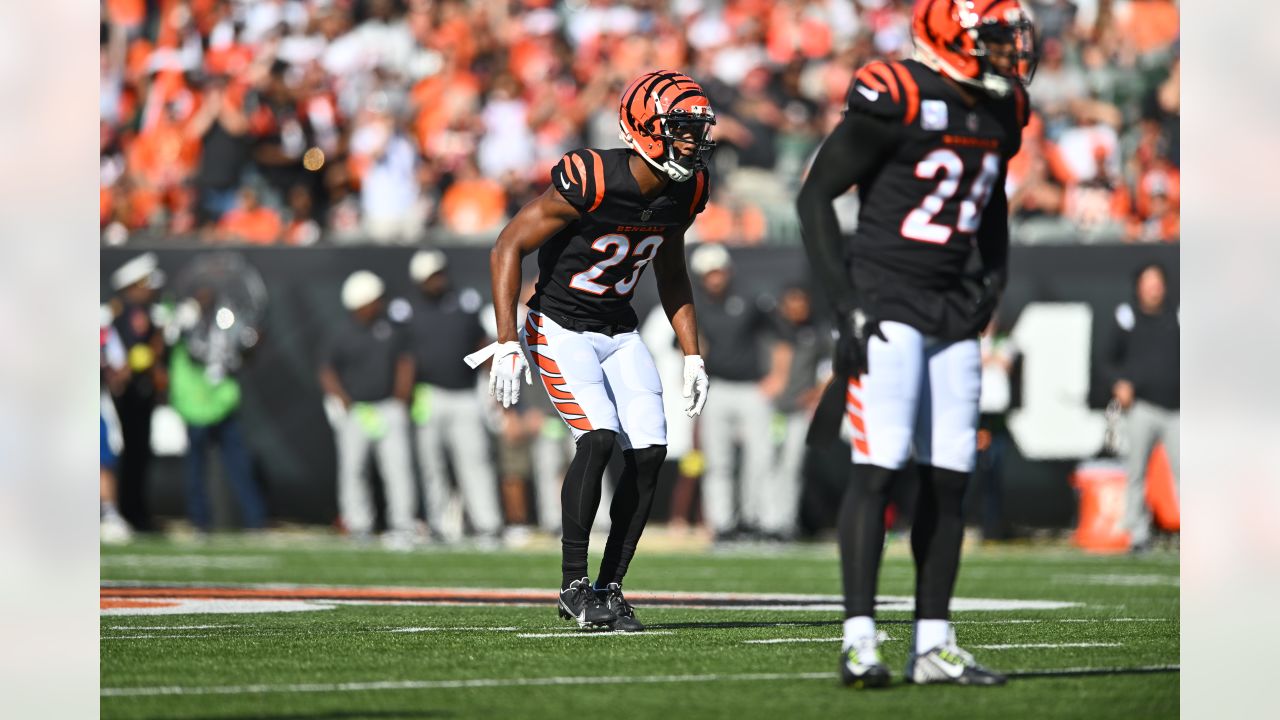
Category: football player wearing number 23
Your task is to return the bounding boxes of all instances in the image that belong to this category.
[465,71,714,633]
[797,0,1038,688]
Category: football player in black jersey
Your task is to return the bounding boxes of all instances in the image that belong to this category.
[797,0,1037,687]
[466,71,714,631]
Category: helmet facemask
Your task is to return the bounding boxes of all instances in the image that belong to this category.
[620,107,716,183]
[652,112,716,182]
[971,14,1039,97]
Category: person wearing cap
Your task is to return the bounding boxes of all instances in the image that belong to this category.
[689,244,789,543]
[106,252,169,533]
[405,250,503,543]
[769,283,833,541]
[318,270,417,548]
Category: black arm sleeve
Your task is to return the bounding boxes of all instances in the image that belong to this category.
[975,174,1010,289]
[796,111,903,314]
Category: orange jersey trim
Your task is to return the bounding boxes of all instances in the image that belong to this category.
[855,66,888,93]
[869,63,900,104]
[690,171,706,219]
[571,154,588,197]
[889,62,919,126]
[586,149,606,212]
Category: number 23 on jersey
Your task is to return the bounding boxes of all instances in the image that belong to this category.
[570,234,664,296]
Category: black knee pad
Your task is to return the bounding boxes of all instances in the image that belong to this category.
[576,429,617,458]
[857,464,896,495]
[923,466,969,509]
[625,445,667,490]
[630,445,667,472]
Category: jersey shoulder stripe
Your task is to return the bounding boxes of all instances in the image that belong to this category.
[551,149,608,213]
[887,62,920,125]
[847,60,918,125]
[584,149,606,212]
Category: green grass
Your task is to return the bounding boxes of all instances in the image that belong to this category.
[101,535,1179,719]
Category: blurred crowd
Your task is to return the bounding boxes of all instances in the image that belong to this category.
[100,0,1180,247]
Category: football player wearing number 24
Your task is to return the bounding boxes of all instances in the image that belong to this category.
[797,0,1039,689]
[464,71,715,633]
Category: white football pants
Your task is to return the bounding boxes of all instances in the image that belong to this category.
[519,311,666,451]
[846,321,981,473]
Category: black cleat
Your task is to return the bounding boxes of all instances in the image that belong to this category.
[839,635,891,689]
[597,583,644,632]
[558,577,616,629]
[904,630,1006,686]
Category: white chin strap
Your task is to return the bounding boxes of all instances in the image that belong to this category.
[619,123,696,182]
[979,72,1012,97]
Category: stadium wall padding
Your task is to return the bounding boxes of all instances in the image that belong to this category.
[102,243,1179,531]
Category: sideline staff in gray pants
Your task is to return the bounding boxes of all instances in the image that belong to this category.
[769,285,831,540]
[319,270,417,546]
[690,245,787,541]
[1104,263,1179,551]
[406,251,502,540]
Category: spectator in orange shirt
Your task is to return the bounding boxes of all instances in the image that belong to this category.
[218,187,282,244]
[1115,0,1180,56]
[694,188,768,246]
[438,159,506,239]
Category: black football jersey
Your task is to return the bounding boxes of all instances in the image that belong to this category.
[844,59,1029,335]
[529,148,710,334]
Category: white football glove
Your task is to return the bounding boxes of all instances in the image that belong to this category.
[463,341,532,408]
[682,354,709,418]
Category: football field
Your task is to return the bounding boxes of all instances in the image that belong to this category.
[101,534,1179,719]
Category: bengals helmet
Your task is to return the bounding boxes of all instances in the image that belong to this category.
[911,0,1038,97]
[618,71,716,183]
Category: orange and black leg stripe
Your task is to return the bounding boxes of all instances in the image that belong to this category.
[846,377,870,457]
[524,313,594,432]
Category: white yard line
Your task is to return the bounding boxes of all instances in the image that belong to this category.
[1053,574,1179,587]
[101,666,1179,698]
[515,631,675,638]
[952,618,1167,624]
[102,672,833,697]
[102,625,237,631]
[972,642,1123,650]
[743,638,838,644]
[102,634,215,640]
[384,627,520,633]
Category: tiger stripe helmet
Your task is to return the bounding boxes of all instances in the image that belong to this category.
[911,0,1038,97]
[618,70,716,183]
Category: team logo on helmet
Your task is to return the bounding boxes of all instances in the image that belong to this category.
[618,71,716,183]
[911,0,1039,97]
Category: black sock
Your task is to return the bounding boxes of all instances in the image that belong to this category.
[597,445,666,587]
[839,464,895,618]
[561,429,616,590]
[911,465,969,620]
